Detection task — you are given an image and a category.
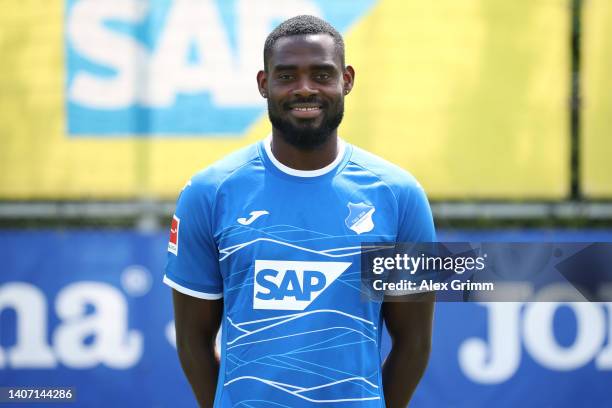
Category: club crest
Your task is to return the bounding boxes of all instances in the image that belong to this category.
[345,202,375,234]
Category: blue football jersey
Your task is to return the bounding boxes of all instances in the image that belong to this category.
[164,137,435,407]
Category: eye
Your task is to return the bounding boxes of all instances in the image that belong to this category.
[314,72,331,81]
[278,73,294,81]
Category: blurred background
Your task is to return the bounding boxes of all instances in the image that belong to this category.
[1,0,611,406]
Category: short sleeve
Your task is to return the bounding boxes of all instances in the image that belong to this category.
[397,181,436,243]
[163,180,223,299]
[385,181,436,297]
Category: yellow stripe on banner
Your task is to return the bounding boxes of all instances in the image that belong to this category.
[0,0,269,200]
[582,0,612,198]
[0,0,569,200]
[0,0,134,199]
[342,0,569,199]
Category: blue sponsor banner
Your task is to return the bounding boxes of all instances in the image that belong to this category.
[65,0,376,136]
[1,229,612,407]
[0,231,192,407]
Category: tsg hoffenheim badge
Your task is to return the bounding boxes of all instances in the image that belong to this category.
[345,202,375,234]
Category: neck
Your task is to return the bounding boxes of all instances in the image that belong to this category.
[270,129,339,171]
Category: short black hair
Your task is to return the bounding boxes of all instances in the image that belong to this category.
[263,15,345,71]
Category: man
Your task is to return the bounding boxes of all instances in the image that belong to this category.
[164,15,435,408]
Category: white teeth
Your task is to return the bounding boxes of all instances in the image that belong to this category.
[293,107,319,111]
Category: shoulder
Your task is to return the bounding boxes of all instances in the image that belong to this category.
[347,144,424,197]
[175,143,261,211]
[347,144,435,241]
[187,142,261,195]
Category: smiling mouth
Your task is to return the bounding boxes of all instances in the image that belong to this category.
[292,107,320,111]
[288,103,323,119]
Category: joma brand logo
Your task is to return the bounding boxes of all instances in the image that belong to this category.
[253,260,351,311]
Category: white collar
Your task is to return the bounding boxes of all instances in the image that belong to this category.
[264,134,346,178]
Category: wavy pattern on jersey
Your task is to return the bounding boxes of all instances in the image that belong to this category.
[224,310,381,406]
[219,223,388,297]
[218,223,392,262]
[219,225,386,406]
[218,223,394,245]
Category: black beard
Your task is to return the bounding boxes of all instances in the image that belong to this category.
[267,99,344,150]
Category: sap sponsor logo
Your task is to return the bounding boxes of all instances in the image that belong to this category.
[459,285,612,384]
[65,0,375,135]
[253,260,351,310]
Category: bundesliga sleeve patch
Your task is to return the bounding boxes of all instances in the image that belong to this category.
[168,215,180,255]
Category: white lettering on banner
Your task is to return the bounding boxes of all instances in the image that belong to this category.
[459,295,612,384]
[0,281,143,369]
[145,0,234,107]
[524,302,605,370]
[458,303,523,384]
[595,284,612,369]
[53,282,143,369]
[68,0,320,109]
[524,284,606,371]
[165,320,176,348]
[0,283,56,368]
[68,0,150,108]
[166,320,222,355]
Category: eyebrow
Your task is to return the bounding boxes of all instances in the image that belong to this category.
[272,63,337,72]
[272,64,298,72]
[310,63,337,71]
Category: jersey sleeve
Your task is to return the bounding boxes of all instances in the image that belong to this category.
[163,180,223,299]
[397,181,436,243]
[385,181,436,297]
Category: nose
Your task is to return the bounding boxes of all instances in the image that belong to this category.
[293,77,318,98]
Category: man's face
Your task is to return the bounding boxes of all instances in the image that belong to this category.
[258,34,354,149]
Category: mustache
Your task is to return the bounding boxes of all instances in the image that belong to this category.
[283,97,326,109]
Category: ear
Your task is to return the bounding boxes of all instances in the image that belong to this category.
[257,70,268,98]
[342,65,355,95]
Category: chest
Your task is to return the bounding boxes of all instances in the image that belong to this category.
[214,178,395,314]
[214,179,398,258]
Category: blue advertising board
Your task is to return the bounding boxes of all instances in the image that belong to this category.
[1,230,612,407]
